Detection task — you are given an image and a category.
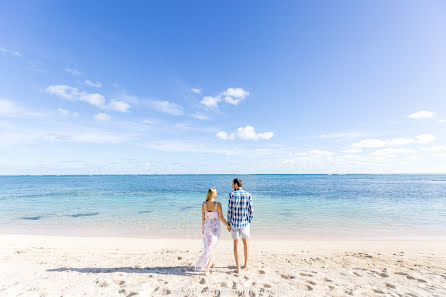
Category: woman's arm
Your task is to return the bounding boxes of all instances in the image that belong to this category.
[217,203,230,230]
[201,203,205,234]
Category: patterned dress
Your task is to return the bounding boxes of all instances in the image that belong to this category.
[194,202,221,271]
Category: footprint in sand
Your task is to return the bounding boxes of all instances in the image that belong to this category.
[324,278,332,282]
[299,272,313,277]
[296,283,313,291]
[280,274,295,279]
[373,289,384,294]
[126,292,138,297]
[395,272,408,276]
[199,278,206,284]
[220,282,228,288]
[307,280,316,286]
[385,283,396,289]
[258,270,266,274]
[406,275,415,280]
[263,284,272,288]
[416,278,427,283]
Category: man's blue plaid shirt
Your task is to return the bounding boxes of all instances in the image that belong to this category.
[227,188,253,228]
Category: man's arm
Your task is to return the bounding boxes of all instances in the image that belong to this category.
[248,194,253,223]
[227,193,232,227]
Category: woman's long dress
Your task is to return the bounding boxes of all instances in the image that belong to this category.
[194,202,221,271]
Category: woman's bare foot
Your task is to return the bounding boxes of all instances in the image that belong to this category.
[242,264,248,269]
[211,263,215,268]
[203,271,209,276]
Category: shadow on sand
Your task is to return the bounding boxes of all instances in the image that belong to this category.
[46,265,233,276]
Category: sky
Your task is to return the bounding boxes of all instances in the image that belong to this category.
[0,0,446,174]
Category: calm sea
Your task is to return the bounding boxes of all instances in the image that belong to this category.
[0,175,445,239]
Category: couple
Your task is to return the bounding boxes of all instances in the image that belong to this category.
[194,178,253,276]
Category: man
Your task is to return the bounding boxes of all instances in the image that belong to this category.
[227,178,253,274]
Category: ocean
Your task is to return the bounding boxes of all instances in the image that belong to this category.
[0,174,445,239]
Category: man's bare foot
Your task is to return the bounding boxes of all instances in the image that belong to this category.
[203,271,209,276]
[242,265,248,269]
[236,267,241,274]
[211,263,215,268]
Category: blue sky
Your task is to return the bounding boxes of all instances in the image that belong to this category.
[1,0,446,174]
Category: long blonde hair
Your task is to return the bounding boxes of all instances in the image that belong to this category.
[206,188,217,201]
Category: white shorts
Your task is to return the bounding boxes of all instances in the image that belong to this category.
[231,224,250,240]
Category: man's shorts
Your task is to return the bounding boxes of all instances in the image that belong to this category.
[231,224,251,240]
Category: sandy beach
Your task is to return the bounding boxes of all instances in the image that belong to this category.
[1,234,445,297]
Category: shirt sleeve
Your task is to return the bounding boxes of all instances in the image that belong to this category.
[248,194,253,223]
[227,193,232,226]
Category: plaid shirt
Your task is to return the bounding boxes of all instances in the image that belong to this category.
[227,188,253,228]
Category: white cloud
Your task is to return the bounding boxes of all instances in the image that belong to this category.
[108,100,130,112]
[320,132,363,139]
[57,108,79,117]
[222,88,250,105]
[217,125,274,140]
[191,88,201,94]
[191,113,210,120]
[200,96,220,108]
[421,146,446,152]
[149,99,184,116]
[45,85,80,100]
[342,149,362,154]
[353,134,436,148]
[0,47,21,57]
[94,113,111,121]
[0,98,21,114]
[84,80,102,88]
[79,93,106,107]
[0,98,45,118]
[199,87,250,108]
[409,110,436,119]
[144,141,233,155]
[415,134,436,144]
[70,133,121,143]
[46,84,131,112]
[64,68,82,75]
[372,148,416,157]
[353,138,414,148]
[216,131,235,140]
[295,150,335,157]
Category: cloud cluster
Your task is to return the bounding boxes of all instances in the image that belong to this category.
[217,125,274,140]
[84,80,102,88]
[0,47,21,57]
[352,134,436,148]
[200,88,250,109]
[64,68,82,75]
[148,99,184,116]
[45,84,130,112]
[58,108,79,117]
[409,110,436,119]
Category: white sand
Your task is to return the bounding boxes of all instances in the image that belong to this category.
[1,234,445,297]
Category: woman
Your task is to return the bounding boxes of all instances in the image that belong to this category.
[194,188,231,275]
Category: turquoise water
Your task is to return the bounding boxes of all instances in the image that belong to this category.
[0,175,445,239]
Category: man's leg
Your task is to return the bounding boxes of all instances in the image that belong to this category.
[242,238,249,269]
[233,239,240,273]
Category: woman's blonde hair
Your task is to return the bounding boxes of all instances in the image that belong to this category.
[206,188,217,201]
